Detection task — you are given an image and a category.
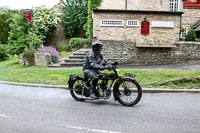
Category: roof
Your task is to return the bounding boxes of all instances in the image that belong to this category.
[93,9,184,15]
[195,25,200,31]
[191,20,200,28]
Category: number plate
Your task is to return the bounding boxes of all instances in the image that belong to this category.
[116,69,122,77]
[125,73,135,78]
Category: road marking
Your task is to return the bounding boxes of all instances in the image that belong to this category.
[0,114,9,118]
[64,125,122,133]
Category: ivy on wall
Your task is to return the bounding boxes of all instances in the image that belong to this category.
[86,0,102,40]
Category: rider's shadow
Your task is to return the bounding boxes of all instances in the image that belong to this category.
[83,99,123,107]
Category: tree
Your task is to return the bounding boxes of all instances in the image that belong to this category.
[0,7,18,44]
[7,14,42,56]
[30,6,61,43]
[62,0,88,38]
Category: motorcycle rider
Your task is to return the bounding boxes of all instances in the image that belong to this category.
[83,40,106,99]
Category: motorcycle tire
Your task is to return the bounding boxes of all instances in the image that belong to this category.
[115,78,142,106]
[69,79,86,101]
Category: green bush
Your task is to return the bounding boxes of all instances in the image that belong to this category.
[0,44,8,61]
[179,37,184,41]
[58,44,71,52]
[7,14,42,56]
[69,38,90,48]
[21,49,35,66]
[185,29,197,41]
[0,8,18,44]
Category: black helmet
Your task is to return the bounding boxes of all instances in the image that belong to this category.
[92,41,103,51]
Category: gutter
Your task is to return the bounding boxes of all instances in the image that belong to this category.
[93,9,184,15]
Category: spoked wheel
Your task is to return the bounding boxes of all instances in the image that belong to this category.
[69,79,86,101]
[115,78,142,106]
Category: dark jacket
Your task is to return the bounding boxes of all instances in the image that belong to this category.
[83,50,103,70]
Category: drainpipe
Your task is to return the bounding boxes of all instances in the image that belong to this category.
[179,15,182,40]
[125,0,127,10]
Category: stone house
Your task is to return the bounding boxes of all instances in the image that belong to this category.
[92,0,200,65]
[94,0,200,43]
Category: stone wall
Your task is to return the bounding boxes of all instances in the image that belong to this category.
[93,11,181,44]
[101,40,200,65]
[99,0,164,11]
[34,53,52,66]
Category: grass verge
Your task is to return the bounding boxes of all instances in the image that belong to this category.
[0,69,199,89]
[60,51,72,59]
[0,56,47,68]
[0,51,72,69]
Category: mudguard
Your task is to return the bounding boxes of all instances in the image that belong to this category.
[113,77,135,100]
[68,75,85,89]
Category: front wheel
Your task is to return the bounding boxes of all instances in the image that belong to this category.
[114,78,142,106]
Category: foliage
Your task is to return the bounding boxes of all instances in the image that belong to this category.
[0,12,11,44]
[179,37,184,41]
[58,44,71,52]
[0,8,18,44]
[51,44,71,52]
[37,46,60,63]
[62,0,88,38]
[30,6,61,43]
[185,29,197,41]
[60,51,72,58]
[86,0,102,40]
[69,37,89,48]
[7,14,30,55]
[21,49,35,66]
[0,44,9,61]
[7,14,42,56]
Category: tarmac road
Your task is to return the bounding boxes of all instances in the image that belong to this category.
[0,83,200,133]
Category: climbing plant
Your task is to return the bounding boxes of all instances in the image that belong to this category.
[86,0,102,41]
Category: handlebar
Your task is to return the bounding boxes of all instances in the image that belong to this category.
[103,61,118,71]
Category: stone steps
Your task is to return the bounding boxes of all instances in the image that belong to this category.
[60,48,91,67]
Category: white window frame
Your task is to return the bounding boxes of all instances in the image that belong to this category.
[100,20,124,27]
[170,0,179,12]
[152,21,174,28]
[127,20,139,27]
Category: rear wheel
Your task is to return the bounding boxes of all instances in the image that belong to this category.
[69,79,86,101]
[115,78,142,106]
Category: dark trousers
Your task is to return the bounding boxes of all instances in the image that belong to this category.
[83,69,101,93]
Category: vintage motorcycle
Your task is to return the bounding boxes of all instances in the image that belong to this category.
[68,62,142,106]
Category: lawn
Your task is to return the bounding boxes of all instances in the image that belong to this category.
[0,68,199,89]
[60,51,72,59]
[0,51,72,68]
[0,52,199,89]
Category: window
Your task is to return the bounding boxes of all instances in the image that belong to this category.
[170,0,179,12]
[127,20,139,27]
[100,20,124,26]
